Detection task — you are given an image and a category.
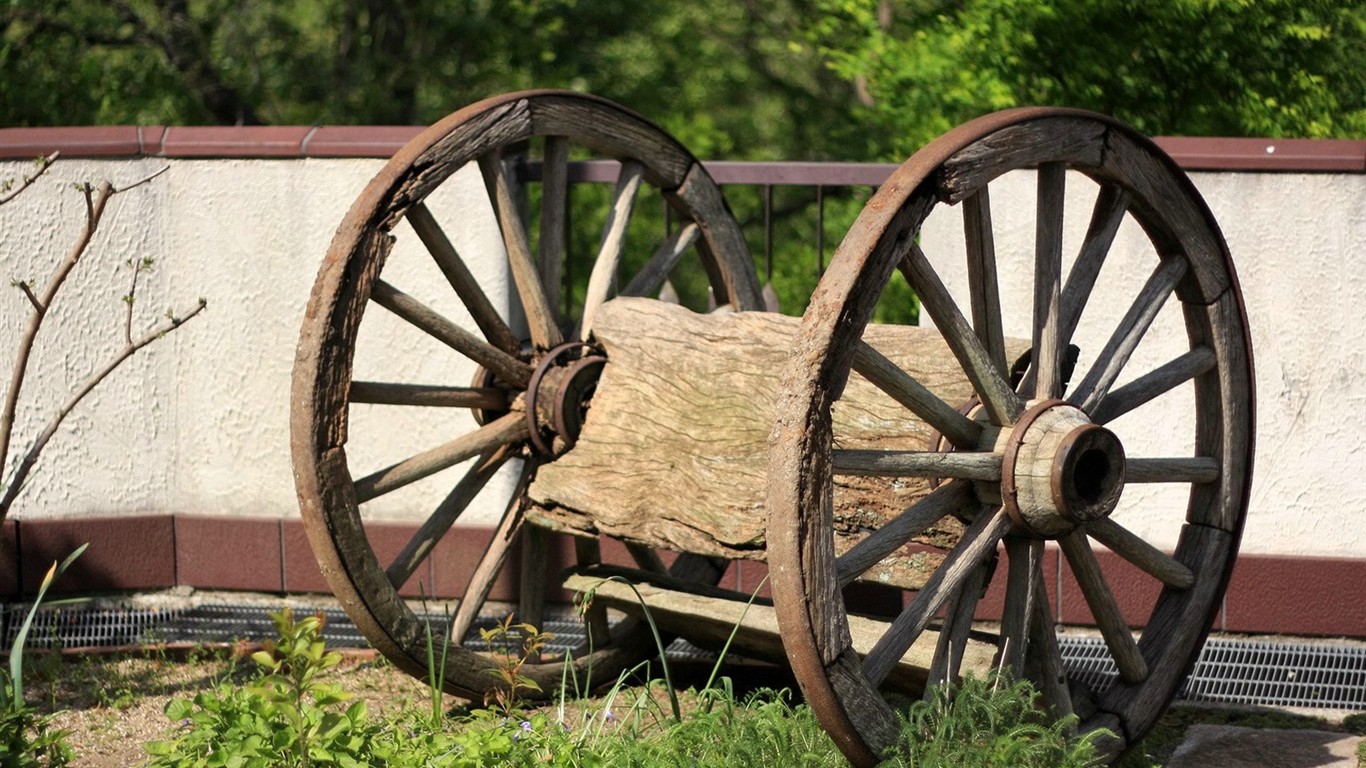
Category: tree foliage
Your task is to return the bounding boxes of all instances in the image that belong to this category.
[809,0,1366,159]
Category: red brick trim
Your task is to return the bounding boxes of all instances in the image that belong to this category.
[3,514,1364,639]
[0,126,1360,173]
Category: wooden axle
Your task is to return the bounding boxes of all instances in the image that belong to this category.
[525,297,1030,590]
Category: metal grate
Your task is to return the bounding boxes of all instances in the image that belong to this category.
[5,602,1364,710]
[1057,635,1366,710]
[0,601,707,662]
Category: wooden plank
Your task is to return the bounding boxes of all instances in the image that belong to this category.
[529,298,1023,581]
[562,570,995,691]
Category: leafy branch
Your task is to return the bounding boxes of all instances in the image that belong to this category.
[0,161,204,521]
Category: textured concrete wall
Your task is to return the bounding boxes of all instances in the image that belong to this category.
[1,157,1362,559]
[0,157,518,530]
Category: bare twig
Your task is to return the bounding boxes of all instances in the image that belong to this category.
[0,152,59,206]
[0,299,207,518]
[1,181,113,482]
[1,164,197,521]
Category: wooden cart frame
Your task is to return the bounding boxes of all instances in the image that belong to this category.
[293,90,1253,765]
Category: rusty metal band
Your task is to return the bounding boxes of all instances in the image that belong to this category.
[524,340,601,456]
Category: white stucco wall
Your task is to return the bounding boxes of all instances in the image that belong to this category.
[0,157,1362,558]
[0,157,519,529]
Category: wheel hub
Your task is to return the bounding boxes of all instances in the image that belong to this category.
[524,341,607,457]
[999,399,1126,538]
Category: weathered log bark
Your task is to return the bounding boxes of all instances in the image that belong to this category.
[528,298,1027,590]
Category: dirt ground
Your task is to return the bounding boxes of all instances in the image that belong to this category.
[26,648,440,768]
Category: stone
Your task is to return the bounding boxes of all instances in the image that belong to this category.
[1167,725,1362,768]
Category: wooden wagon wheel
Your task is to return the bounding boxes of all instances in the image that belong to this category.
[768,108,1254,765]
[293,90,764,699]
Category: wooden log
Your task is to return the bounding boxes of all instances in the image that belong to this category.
[562,569,996,693]
[528,297,1028,590]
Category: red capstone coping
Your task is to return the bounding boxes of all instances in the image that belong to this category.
[3,513,1365,638]
[0,126,1361,172]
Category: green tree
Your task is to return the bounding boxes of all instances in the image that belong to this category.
[808,0,1366,161]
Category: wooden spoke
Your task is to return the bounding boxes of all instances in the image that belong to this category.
[832,450,1000,481]
[1086,518,1194,590]
[1069,256,1188,414]
[625,542,669,575]
[353,411,528,503]
[1032,163,1066,399]
[898,244,1023,425]
[1026,571,1073,721]
[1091,347,1216,424]
[449,462,535,644]
[385,449,510,588]
[1059,185,1131,346]
[963,187,1006,376]
[620,223,700,299]
[349,381,509,409]
[574,537,612,647]
[1059,531,1148,683]
[581,160,645,338]
[370,280,532,388]
[836,480,976,587]
[925,559,990,695]
[853,341,983,449]
[538,136,569,317]
[1125,457,1220,484]
[862,507,1012,686]
[519,524,550,642]
[1000,537,1043,676]
[407,202,522,354]
[478,153,564,351]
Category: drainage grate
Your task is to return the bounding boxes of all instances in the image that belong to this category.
[5,602,1364,710]
[1057,635,1366,710]
[0,601,705,662]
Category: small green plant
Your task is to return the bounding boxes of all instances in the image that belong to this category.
[0,543,86,768]
[880,671,1108,768]
[478,614,555,717]
[145,608,381,768]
